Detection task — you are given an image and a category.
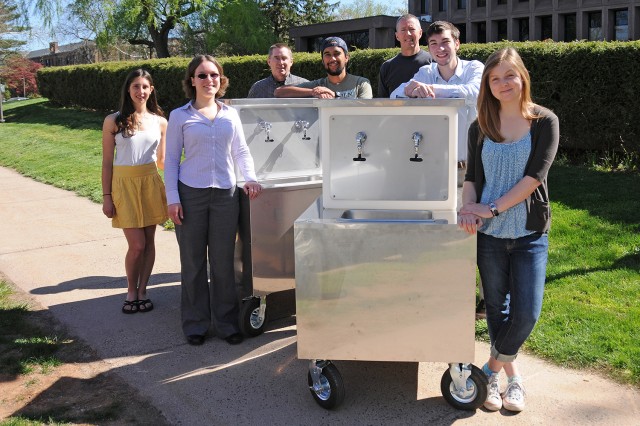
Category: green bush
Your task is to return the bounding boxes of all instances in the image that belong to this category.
[37,41,640,154]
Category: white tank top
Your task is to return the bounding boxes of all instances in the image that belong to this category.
[113,114,161,166]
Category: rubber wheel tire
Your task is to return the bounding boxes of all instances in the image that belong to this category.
[307,363,345,409]
[240,297,266,337]
[440,364,488,410]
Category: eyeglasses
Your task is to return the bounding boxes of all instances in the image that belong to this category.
[196,73,220,80]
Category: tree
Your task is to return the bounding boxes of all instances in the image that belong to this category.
[0,54,42,97]
[0,0,28,60]
[259,0,336,42]
[335,0,406,20]
[178,0,276,56]
[206,0,276,56]
[33,0,209,58]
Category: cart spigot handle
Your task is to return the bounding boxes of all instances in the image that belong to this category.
[294,120,311,140]
[259,120,274,142]
[353,132,367,161]
[410,132,423,162]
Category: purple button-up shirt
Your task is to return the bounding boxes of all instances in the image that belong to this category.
[164,101,257,205]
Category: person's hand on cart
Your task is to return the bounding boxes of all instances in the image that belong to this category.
[457,205,484,235]
[243,181,263,200]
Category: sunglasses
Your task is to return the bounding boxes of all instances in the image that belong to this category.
[196,73,220,80]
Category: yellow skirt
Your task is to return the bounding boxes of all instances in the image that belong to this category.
[111,163,168,229]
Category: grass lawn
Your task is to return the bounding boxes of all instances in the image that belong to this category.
[1,99,639,386]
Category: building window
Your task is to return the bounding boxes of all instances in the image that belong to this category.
[588,12,603,41]
[475,21,487,43]
[497,20,508,41]
[497,0,507,4]
[518,18,529,41]
[456,23,467,42]
[614,10,629,41]
[439,0,447,12]
[311,31,369,53]
[540,16,552,40]
[563,14,576,41]
[421,0,431,15]
[458,0,466,9]
[477,0,486,6]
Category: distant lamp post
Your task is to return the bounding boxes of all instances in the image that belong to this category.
[23,77,26,98]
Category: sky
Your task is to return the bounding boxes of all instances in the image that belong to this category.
[19,0,408,53]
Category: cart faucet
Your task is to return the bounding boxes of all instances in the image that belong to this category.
[410,132,423,162]
[294,120,311,140]
[259,120,274,142]
[353,131,367,161]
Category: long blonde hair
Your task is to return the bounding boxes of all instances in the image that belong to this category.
[477,47,539,142]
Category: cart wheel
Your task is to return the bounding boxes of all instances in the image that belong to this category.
[307,363,345,409]
[240,297,266,337]
[440,364,487,410]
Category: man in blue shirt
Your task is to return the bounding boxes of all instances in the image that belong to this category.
[391,21,484,171]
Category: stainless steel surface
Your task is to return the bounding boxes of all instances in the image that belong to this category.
[294,219,476,363]
[230,99,323,321]
[320,101,462,211]
[231,99,320,180]
[313,98,466,108]
[340,209,442,222]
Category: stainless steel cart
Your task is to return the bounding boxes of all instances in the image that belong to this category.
[294,99,487,410]
[229,99,322,336]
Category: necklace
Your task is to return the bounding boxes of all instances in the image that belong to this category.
[135,112,149,130]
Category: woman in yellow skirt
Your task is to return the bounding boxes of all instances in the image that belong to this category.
[102,69,169,314]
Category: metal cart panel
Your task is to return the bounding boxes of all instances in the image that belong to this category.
[295,220,476,363]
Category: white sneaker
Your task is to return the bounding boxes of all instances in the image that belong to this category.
[484,373,502,411]
[502,380,526,412]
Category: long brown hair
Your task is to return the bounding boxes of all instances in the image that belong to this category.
[477,47,539,142]
[182,55,229,100]
[115,69,164,137]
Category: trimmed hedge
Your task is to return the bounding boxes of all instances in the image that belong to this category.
[37,41,640,153]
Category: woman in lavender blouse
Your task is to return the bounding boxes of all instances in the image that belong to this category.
[164,55,262,346]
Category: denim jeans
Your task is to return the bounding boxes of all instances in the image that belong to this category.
[477,232,549,362]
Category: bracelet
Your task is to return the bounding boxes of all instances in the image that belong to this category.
[103,193,111,196]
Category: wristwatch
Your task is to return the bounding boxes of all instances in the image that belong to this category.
[489,202,499,217]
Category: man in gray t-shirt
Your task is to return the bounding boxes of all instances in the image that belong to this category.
[275,36,372,99]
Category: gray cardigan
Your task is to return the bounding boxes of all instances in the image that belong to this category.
[465,105,560,233]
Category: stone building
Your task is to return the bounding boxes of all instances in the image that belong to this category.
[290,0,639,52]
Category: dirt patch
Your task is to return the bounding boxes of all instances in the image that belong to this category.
[0,280,170,425]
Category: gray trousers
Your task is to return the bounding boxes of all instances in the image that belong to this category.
[176,182,240,338]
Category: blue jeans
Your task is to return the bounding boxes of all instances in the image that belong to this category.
[477,232,549,362]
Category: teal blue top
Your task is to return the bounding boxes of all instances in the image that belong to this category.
[479,132,534,239]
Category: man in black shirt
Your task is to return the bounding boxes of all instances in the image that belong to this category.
[378,14,432,98]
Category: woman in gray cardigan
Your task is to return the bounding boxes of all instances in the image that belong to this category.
[458,47,559,413]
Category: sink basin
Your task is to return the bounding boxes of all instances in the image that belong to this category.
[340,209,447,223]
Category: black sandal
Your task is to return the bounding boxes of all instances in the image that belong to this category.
[122,300,139,314]
[137,299,154,313]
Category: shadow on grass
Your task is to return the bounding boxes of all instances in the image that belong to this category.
[2,100,105,130]
[546,251,640,283]
[550,164,640,231]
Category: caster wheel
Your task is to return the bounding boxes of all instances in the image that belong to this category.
[240,297,266,337]
[440,364,488,410]
[307,362,345,409]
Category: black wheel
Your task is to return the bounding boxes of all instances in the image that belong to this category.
[440,364,488,410]
[240,297,266,337]
[307,363,345,409]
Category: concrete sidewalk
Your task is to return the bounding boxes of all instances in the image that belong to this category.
[0,165,638,425]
